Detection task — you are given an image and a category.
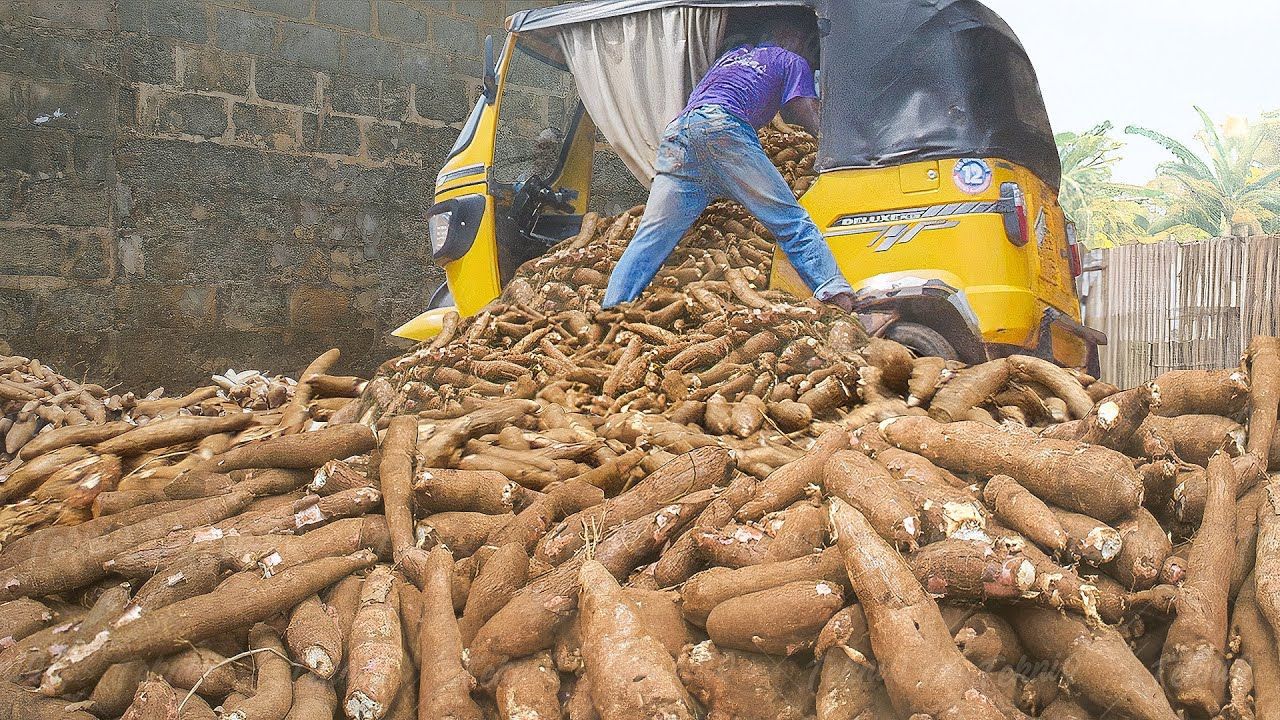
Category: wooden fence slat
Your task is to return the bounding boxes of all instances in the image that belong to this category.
[1091,235,1279,385]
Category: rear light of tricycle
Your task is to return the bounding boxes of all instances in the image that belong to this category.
[1066,221,1083,277]
[999,182,1029,247]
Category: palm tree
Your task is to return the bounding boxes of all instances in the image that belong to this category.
[1056,122,1154,248]
[1258,111,1280,229]
[1258,110,1280,166]
[1127,108,1280,237]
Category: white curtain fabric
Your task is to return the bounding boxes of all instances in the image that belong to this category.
[558,8,727,188]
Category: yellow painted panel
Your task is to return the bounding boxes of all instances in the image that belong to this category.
[770,158,1084,360]
[899,161,940,194]
[392,307,454,342]
[435,185,501,317]
[553,110,598,215]
[430,35,519,319]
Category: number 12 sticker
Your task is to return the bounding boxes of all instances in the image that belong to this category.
[953,159,993,195]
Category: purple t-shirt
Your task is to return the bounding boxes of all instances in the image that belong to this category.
[683,44,818,130]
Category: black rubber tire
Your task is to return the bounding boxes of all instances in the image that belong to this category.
[884,321,961,362]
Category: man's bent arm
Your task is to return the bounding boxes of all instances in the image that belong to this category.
[782,97,821,136]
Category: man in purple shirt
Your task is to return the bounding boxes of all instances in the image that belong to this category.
[603,12,855,310]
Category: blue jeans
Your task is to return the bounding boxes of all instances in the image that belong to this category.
[602,105,853,307]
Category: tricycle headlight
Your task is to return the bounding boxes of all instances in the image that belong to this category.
[425,195,484,263]
[429,212,453,255]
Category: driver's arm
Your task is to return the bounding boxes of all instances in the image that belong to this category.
[782,97,821,137]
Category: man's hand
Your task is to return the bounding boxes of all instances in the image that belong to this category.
[782,97,821,136]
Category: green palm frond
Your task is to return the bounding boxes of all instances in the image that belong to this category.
[1245,166,1280,193]
[1126,125,1215,179]
[1193,106,1235,186]
[1230,133,1266,190]
[1056,122,1162,246]
[1130,108,1280,239]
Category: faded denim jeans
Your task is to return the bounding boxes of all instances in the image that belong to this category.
[602,104,854,307]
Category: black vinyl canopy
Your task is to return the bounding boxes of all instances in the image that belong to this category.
[510,0,1061,190]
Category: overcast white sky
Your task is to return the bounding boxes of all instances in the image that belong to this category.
[983,0,1278,183]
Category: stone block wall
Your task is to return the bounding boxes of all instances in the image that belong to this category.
[0,0,646,390]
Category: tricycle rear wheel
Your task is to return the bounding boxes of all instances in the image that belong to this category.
[884,321,960,361]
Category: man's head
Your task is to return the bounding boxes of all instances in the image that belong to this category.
[763,8,820,68]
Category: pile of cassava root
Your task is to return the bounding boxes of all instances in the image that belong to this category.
[3,120,1280,720]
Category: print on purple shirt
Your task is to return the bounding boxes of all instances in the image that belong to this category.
[683,44,819,130]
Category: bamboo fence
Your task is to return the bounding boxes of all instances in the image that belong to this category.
[1088,235,1280,387]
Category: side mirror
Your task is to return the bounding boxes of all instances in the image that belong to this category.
[483,35,497,105]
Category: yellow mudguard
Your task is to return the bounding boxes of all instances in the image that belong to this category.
[392,307,455,342]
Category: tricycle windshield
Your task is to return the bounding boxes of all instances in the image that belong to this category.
[492,41,580,188]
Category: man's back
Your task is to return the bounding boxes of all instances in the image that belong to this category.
[683,44,817,131]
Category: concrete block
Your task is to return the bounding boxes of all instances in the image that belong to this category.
[0,128,72,176]
[289,285,357,328]
[249,0,312,19]
[253,60,318,107]
[215,8,278,55]
[415,77,472,124]
[444,52,483,79]
[0,290,35,336]
[136,230,194,282]
[400,46,445,87]
[376,1,427,43]
[114,328,243,390]
[342,32,402,80]
[21,179,111,227]
[11,79,116,136]
[278,21,340,70]
[453,1,512,22]
[376,282,437,326]
[14,331,117,385]
[27,0,112,30]
[232,102,300,150]
[327,74,381,116]
[318,1,372,31]
[123,36,177,85]
[0,226,67,275]
[281,327,383,377]
[119,0,208,42]
[34,286,119,331]
[379,156,436,212]
[324,162,408,208]
[496,86,542,124]
[72,135,112,182]
[0,174,14,219]
[502,0,552,16]
[185,225,274,284]
[219,283,287,330]
[178,46,253,95]
[117,234,144,277]
[116,284,218,329]
[68,228,112,279]
[151,91,229,137]
[364,122,403,163]
[507,51,568,89]
[378,80,410,120]
[430,15,479,58]
[302,112,362,156]
[1,31,118,81]
[591,148,647,215]
[116,137,232,195]
[404,0,455,13]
